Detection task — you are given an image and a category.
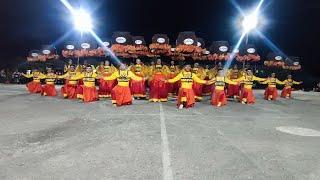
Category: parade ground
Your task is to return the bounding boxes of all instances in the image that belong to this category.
[0,84,319,180]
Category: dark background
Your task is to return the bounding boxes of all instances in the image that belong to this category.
[0,0,319,81]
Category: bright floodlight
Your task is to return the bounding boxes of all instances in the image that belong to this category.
[242,13,258,33]
[73,9,92,32]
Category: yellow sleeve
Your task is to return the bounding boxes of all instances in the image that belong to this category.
[58,73,68,79]
[129,71,143,81]
[260,79,269,84]
[39,73,47,79]
[253,76,266,82]
[192,73,207,84]
[276,79,285,85]
[22,73,33,78]
[293,80,302,85]
[168,73,183,83]
[225,77,238,85]
[103,71,118,80]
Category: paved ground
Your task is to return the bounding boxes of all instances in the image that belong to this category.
[0,84,319,180]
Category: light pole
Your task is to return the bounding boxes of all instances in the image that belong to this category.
[241,12,259,69]
[72,9,93,65]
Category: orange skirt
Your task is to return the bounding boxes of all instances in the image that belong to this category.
[130,79,146,97]
[192,82,203,99]
[281,87,292,98]
[41,84,57,96]
[61,84,77,99]
[264,87,278,100]
[149,74,168,102]
[202,77,212,96]
[111,85,132,106]
[240,88,255,104]
[82,86,98,102]
[98,79,116,98]
[167,74,180,95]
[211,89,227,106]
[227,84,240,97]
[26,81,42,93]
[177,88,195,108]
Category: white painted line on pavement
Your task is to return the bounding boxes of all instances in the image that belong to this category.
[159,103,174,180]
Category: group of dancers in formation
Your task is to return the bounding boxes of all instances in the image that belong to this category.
[22,59,302,109]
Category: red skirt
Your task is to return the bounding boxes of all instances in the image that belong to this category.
[99,79,116,98]
[26,81,42,93]
[61,84,77,99]
[167,74,180,95]
[177,88,195,108]
[111,85,132,106]
[281,87,292,98]
[41,84,57,96]
[202,77,212,96]
[211,89,227,106]
[82,86,98,102]
[192,82,203,100]
[227,84,240,97]
[264,87,278,100]
[130,79,146,98]
[240,88,255,104]
[149,74,168,102]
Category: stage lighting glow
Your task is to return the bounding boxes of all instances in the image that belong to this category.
[73,9,93,32]
[242,13,258,33]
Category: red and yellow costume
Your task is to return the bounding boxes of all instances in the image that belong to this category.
[281,79,301,98]
[202,68,215,96]
[77,72,98,102]
[211,76,237,107]
[192,67,206,101]
[167,65,180,96]
[262,78,284,100]
[22,72,45,93]
[227,68,242,98]
[130,64,147,98]
[168,71,207,108]
[97,65,117,98]
[59,71,80,99]
[237,75,265,104]
[149,64,169,102]
[41,73,57,96]
[104,69,143,106]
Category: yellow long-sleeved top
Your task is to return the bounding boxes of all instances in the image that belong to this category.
[22,72,46,82]
[43,73,57,85]
[58,71,80,85]
[104,70,142,87]
[213,76,237,91]
[192,67,206,80]
[227,69,242,80]
[78,72,98,87]
[237,75,266,89]
[168,71,206,89]
[169,65,180,75]
[97,65,116,76]
[261,77,284,87]
[130,64,148,77]
[282,79,301,88]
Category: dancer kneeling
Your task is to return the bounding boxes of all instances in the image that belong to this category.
[280,75,302,99]
[59,64,80,99]
[22,69,46,94]
[211,69,238,107]
[77,66,99,102]
[103,64,144,107]
[167,64,211,109]
[41,67,58,96]
[237,69,266,104]
[261,73,284,101]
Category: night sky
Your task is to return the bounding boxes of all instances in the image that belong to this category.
[0,0,319,78]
